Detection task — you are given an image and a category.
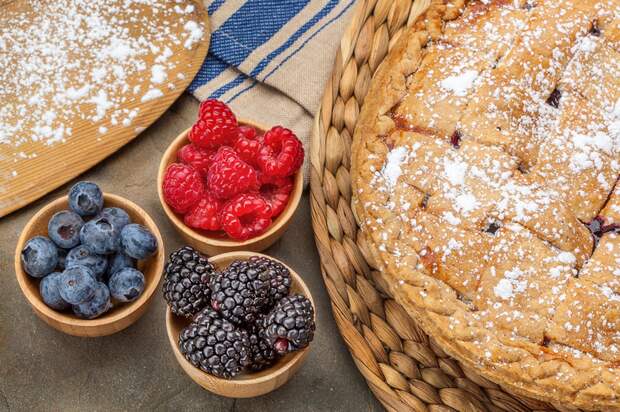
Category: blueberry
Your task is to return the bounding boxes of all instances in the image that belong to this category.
[80,217,120,255]
[100,207,131,230]
[68,181,103,217]
[21,236,58,278]
[39,272,70,311]
[66,245,108,281]
[120,224,157,259]
[107,252,136,278]
[56,248,68,271]
[109,268,145,302]
[73,282,112,319]
[47,210,83,249]
[59,266,97,305]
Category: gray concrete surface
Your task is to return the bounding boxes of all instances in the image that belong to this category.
[0,95,382,412]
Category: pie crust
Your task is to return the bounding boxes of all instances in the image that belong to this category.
[351,0,620,409]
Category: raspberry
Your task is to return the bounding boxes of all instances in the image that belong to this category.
[184,194,222,231]
[238,125,257,140]
[162,163,205,214]
[219,194,272,240]
[256,126,304,178]
[177,144,217,177]
[207,147,260,200]
[233,126,262,167]
[260,176,293,218]
[189,99,238,149]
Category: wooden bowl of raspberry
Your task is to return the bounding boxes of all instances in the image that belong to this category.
[157,99,304,256]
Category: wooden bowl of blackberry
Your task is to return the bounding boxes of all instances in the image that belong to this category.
[157,99,304,256]
[15,181,164,337]
[164,249,316,398]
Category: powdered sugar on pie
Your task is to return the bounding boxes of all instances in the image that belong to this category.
[352,0,620,408]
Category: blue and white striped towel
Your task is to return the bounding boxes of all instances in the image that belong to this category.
[190,0,357,182]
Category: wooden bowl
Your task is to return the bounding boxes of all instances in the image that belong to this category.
[166,251,314,398]
[14,193,165,337]
[157,120,303,256]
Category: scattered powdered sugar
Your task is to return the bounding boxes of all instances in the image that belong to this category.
[382,146,408,187]
[360,0,620,366]
[183,20,204,49]
[141,89,164,102]
[494,278,514,300]
[443,159,468,186]
[455,193,478,214]
[0,0,205,155]
[151,65,167,84]
[557,251,577,265]
[440,70,479,97]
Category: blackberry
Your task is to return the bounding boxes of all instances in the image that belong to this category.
[263,294,315,354]
[163,246,215,317]
[209,259,270,325]
[247,315,278,371]
[246,256,291,307]
[178,308,250,379]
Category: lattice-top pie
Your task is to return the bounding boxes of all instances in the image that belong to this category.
[352,0,620,408]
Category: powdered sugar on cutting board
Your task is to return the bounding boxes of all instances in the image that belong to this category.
[0,0,205,154]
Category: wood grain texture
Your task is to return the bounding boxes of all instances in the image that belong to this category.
[14,193,165,337]
[166,251,314,398]
[157,120,304,256]
[0,0,211,218]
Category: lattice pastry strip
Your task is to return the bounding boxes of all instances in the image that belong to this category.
[386,130,593,264]
[459,0,597,166]
[601,182,620,224]
[530,92,620,222]
[560,35,620,110]
[394,0,531,138]
[580,233,620,294]
[602,18,620,52]
[474,223,576,342]
[405,209,494,299]
[547,277,620,362]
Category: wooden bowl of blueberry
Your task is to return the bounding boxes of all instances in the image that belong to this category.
[15,181,165,337]
[164,250,315,398]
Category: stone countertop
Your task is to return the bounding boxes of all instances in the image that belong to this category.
[0,95,382,412]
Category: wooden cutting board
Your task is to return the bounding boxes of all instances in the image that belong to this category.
[0,0,210,217]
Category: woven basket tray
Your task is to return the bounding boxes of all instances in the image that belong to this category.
[309,1,581,411]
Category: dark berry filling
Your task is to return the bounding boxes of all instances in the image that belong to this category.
[587,216,620,247]
[484,221,501,235]
[421,193,430,209]
[546,88,562,108]
[450,130,461,148]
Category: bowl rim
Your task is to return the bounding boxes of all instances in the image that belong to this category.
[156,120,303,248]
[14,192,165,328]
[165,251,315,387]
